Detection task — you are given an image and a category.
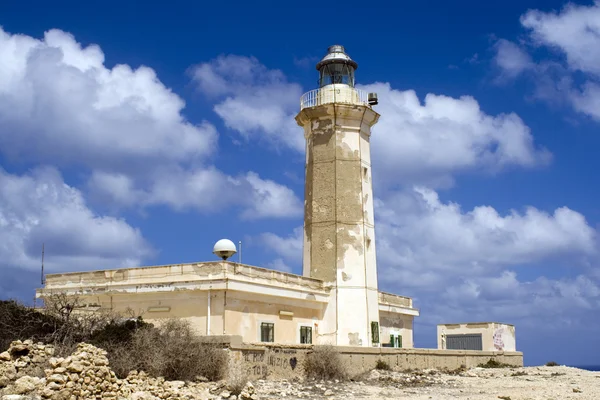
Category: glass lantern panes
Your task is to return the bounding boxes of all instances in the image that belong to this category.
[319,63,355,87]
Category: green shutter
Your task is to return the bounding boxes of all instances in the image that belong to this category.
[371,321,379,343]
[398,335,402,348]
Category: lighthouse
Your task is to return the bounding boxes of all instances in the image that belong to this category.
[296,45,381,346]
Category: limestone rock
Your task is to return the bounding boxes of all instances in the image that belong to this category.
[130,392,160,400]
[13,376,39,394]
[66,362,83,373]
[0,352,11,361]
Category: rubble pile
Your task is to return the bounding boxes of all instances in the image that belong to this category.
[0,342,258,400]
[0,340,54,390]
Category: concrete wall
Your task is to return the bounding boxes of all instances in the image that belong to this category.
[224,292,321,344]
[437,322,516,352]
[228,340,523,380]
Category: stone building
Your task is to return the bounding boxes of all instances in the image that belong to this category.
[37,45,420,348]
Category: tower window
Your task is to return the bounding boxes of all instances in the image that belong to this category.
[261,322,274,342]
[300,326,312,344]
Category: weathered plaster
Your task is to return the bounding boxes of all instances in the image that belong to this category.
[297,99,381,346]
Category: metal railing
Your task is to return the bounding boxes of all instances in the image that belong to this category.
[300,87,369,110]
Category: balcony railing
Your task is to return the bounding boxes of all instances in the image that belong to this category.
[300,86,369,110]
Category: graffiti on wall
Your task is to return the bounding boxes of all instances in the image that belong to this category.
[242,348,300,378]
[493,327,505,351]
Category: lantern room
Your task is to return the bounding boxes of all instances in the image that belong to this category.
[316,45,358,87]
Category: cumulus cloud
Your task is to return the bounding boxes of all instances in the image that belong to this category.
[89,168,302,219]
[191,55,305,152]
[0,167,152,273]
[0,27,301,219]
[493,2,600,121]
[0,28,217,170]
[521,2,600,76]
[375,187,596,284]
[359,83,551,187]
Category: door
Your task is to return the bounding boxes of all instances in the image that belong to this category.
[446,334,483,350]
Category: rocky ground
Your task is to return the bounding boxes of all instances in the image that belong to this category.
[254,366,600,399]
[1,340,598,400]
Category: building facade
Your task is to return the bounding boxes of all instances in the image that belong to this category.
[36,45,420,348]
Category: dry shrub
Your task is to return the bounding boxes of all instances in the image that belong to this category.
[545,361,559,367]
[478,359,511,368]
[304,345,348,381]
[0,300,58,351]
[107,319,228,381]
[375,359,391,371]
[1,297,228,382]
[227,359,248,395]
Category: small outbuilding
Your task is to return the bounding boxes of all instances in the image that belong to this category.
[437,322,516,352]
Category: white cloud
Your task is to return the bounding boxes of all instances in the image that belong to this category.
[89,168,302,219]
[264,258,293,273]
[427,271,600,329]
[0,27,217,171]
[375,187,596,282]
[0,167,152,273]
[493,39,534,79]
[0,27,301,219]
[359,83,551,187]
[494,2,600,121]
[191,55,305,152]
[521,2,600,76]
[241,173,303,219]
[259,226,303,265]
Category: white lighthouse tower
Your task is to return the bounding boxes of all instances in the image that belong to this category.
[296,45,381,346]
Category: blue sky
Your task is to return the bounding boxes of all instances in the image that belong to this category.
[1,0,599,366]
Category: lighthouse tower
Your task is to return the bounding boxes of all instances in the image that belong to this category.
[296,45,380,346]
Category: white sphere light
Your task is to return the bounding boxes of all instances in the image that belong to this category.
[213,239,237,260]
